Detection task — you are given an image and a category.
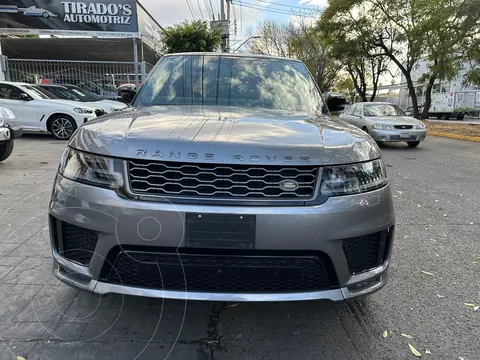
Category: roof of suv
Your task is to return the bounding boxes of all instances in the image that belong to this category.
[163,52,303,62]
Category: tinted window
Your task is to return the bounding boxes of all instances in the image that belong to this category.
[364,104,404,116]
[135,55,325,114]
[42,86,79,101]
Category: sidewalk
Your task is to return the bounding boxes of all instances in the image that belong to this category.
[427,117,480,125]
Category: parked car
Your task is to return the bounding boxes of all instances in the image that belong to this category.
[38,84,127,115]
[0,81,97,140]
[49,53,395,302]
[340,102,427,147]
[0,107,23,163]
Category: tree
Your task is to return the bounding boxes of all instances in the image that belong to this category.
[246,20,295,57]
[320,0,480,118]
[333,74,357,103]
[319,13,390,102]
[161,20,222,53]
[319,0,429,118]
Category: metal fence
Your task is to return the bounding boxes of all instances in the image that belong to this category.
[5,59,153,100]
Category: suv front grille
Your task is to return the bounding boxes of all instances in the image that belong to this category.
[128,160,318,200]
[104,251,333,293]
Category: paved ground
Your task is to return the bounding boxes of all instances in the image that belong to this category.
[0,134,479,360]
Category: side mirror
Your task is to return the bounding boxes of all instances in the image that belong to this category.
[118,85,137,104]
[324,93,347,115]
[19,93,31,101]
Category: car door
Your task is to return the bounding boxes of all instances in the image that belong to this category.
[0,84,39,130]
[340,104,356,125]
[351,104,364,128]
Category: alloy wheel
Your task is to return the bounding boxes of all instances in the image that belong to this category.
[52,118,74,140]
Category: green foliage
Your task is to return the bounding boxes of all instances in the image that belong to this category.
[161,20,222,53]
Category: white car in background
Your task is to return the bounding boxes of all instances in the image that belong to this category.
[0,81,97,140]
[38,84,128,115]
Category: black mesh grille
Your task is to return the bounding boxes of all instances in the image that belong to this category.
[128,160,318,200]
[343,230,388,274]
[61,222,99,266]
[106,251,332,293]
[94,109,106,117]
[393,125,413,129]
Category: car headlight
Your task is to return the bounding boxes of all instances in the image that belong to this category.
[372,124,393,130]
[415,124,426,129]
[110,107,122,112]
[59,148,123,189]
[73,108,94,114]
[320,159,387,196]
[0,115,4,127]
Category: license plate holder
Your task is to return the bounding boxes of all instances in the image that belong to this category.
[400,133,411,138]
[185,213,256,249]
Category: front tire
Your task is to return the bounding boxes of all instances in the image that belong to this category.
[456,115,465,120]
[42,11,49,18]
[50,115,76,140]
[407,141,420,148]
[0,140,14,162]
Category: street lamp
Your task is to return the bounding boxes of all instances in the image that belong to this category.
[232,36,261,53]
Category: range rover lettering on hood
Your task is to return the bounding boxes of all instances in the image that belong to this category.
[135,150,312,163]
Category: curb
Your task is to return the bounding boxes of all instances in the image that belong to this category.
[428,131,480,142]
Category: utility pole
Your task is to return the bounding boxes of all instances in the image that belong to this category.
[219,0,230,52]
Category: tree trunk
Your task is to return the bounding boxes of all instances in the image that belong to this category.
[422,73,436,119]
[370,81,378,102]
[404,73,419,118]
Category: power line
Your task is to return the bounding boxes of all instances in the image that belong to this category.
[185,0,197,19]
[251,0,324,12]
[196,0,205,19]
[233,1,318,16]
[207,0,216,19]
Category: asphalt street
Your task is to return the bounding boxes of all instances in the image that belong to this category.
[0,134,479,360]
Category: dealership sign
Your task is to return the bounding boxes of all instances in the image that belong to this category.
[0,0,140,36]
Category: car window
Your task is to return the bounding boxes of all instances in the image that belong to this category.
[353,104,363,116]
[135,55,326,114]
[347,104,356,114]
[0,84,28,100]
[43,86,80,101]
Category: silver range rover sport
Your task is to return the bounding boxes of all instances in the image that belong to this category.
[49,53,395,302]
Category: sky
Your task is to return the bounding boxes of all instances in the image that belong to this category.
[140,0,327,46]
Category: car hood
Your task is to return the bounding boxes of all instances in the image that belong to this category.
[41,98,96,110]
[69,106,380,166]
[87,100,128,111]
[366,116,423,125]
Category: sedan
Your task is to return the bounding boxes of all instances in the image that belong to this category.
[339,102,427,147]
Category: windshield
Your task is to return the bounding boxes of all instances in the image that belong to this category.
[65,86,103,101]
[27,85,55,99]
[364,104,404,116]
[43,86,82,101]
[134,55,325,113]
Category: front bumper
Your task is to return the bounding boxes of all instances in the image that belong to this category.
[370,128,427,142]
[49,176,395,302]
